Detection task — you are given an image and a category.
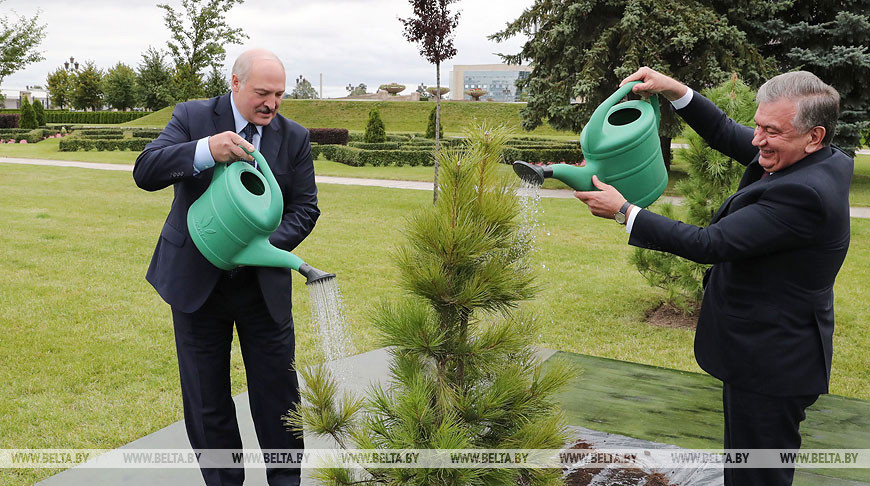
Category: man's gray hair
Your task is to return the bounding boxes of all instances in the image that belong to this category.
[757,71,840,146]
[232,49,285,86]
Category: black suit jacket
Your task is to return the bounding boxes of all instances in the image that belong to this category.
[133,93,320,322]
[629,91,852,396]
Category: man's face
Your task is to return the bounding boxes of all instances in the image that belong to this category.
[751,98,816,173]
[232,59,285,126]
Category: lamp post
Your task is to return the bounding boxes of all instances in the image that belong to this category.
[63,56,79,73]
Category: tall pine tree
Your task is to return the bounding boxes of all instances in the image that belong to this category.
[288,123,574,486]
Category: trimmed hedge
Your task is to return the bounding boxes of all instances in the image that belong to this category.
[348,141,401,150]
[131,129,162,138]
[309,127,348,145]
[59,138,150,151]
[74,128,124,136]
[0,113,20,129]
[78,133,125,140]
[322,145,433,167]
[0,128,60,143]
[502,147,584,165]
[43,111,151,124]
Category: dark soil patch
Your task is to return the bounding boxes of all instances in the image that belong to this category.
[645,303,699,330]
[562,440,670,486]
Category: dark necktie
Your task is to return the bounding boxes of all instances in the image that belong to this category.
[240,122,258,168]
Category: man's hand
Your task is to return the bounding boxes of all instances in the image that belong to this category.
[620,67,689,102]
[208,131,255,164]
[574,176,628,219]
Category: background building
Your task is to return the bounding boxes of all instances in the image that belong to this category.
[1,87,52,109]
[449,64,532,102]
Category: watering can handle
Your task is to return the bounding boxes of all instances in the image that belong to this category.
[240,145,284,226]
[581,81,639,151]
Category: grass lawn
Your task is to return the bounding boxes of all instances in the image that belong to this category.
[1,162,869,484]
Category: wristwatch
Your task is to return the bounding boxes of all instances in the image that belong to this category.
[615,201,632,225]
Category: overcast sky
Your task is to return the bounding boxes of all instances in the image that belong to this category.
[3,0,532,99]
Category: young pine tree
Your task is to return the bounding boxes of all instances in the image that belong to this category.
[19,97,37,129]
[32,99,45,127]
[426,105,443,139]
[632,75,757,312]
[288,123,574,486]
[364,107,386,143]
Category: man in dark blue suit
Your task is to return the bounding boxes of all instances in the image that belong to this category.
[133,49,319,486]
[576,68,852,486]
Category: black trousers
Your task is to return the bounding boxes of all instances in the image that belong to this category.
[722,383,818,486]
[172,268,303,486]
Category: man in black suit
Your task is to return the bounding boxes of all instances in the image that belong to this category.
[133,49,319,486]
[575,67,852,486]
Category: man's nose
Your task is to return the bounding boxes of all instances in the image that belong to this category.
[752,127,765,147]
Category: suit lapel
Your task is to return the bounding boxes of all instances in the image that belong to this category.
[213,93,236,135]
[260,119,283,173]
[711,158,764,223]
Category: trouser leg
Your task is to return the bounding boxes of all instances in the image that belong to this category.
[722,382,818,486]
[236,275,303,486]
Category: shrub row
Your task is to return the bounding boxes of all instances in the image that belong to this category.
[42,111,151,124]
[131,129,162,138]
[317,145,433,167]
[502,147,584,165]
[77,133,125,140]
[348,141,401,150]
[309,128,348,145]
[348,132,413,143]
[74,128,124,136]
[0,128,61,143]
[59,138,149,152]
[0,113,20,128]
[504,140,578,148]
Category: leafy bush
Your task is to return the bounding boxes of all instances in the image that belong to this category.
[19,97,38,129]
[59,138,149,151]
[309,127,348,145]
[364,107,386,143]
[0,113,19,128]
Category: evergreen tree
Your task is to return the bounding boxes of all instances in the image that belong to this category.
[70,61,103,111]
[203,65,230,98]
[46,67,73,109]
[135,47,176,111]
[728,1,870,154]
[103,62,138,110]
[426,105,443,139]
[32,98,45,126]
[18,96,37,129]
[632,76,757,311]
[491,0,772,169]
[288,124,574,485]
[364,107,386,143]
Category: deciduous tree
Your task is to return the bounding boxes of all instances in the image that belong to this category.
[400,0,460,202]
[157,0,248,101]
[46,68,72,109]
[0,2,46,88]
[135,47,177,111]
[103,62,137,111]
[70,61,103,111]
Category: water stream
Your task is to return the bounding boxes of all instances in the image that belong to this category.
[306,277,353,367]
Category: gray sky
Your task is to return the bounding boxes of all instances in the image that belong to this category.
[4,0,531,98]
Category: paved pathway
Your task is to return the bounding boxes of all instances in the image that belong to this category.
[3,156,870,219]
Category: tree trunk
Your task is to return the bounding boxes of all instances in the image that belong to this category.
[433,61,441,204]
[661,135,672,172]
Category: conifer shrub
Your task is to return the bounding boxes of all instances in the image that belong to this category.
[426,105,443,139]
[32,99,46,127]
[19,97,37,129]
[364,108,386,143]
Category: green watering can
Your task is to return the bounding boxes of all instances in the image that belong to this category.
[513,80,668,208]
[187,147,334,284]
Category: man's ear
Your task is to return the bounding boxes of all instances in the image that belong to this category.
[805,126,826,153]
[231,74,240,93]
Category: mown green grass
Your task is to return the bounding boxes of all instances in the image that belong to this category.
[124,98,576,137]
[1,163,868,484]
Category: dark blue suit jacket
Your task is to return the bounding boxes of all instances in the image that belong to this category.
[133,93,320,322]
[629,91,852,397]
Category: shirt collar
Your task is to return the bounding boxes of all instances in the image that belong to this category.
[229,92,263,137]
